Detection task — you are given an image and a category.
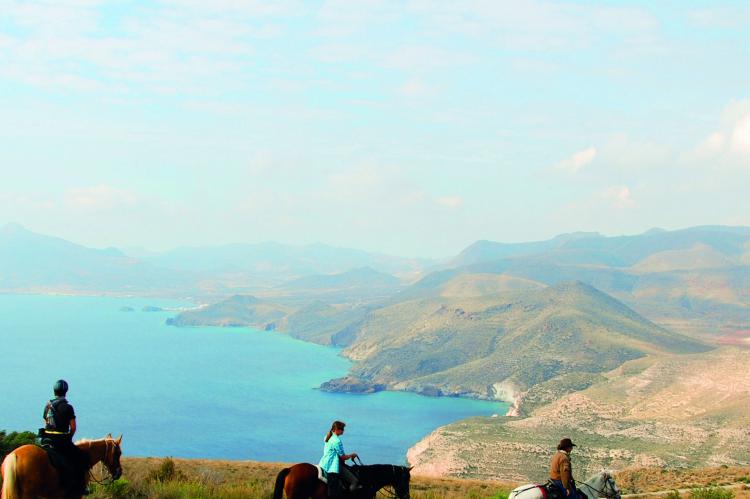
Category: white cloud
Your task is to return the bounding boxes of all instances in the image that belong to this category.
[65,185,138,210]
[730,113,750,156]
[600,185,634,209]
[436,196,463,208]
[383,45,476,71]
[687,6,750,29]
[396,77,435,98]
[693,99,750,164]
[556,146,597,173]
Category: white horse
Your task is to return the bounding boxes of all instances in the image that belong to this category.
[510,471,621,499]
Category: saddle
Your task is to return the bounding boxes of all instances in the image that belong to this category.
[542,482,565,499]
[315,465,329,484]
[317,465,362,496]
[39,442,85,493]
[541,482,588,499]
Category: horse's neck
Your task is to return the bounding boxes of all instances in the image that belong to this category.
[361,465,397,489]
[578,476,604,498]
[78,440,105,467]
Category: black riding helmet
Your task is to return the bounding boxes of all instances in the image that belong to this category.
[53,379,69,396]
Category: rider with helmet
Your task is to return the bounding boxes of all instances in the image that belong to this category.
[319,421,360,498]
[41,379,89,496]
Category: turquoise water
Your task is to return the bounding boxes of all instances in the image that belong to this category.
[0,295,505,464]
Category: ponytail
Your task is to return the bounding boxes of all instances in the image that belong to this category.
[325,420,346,442]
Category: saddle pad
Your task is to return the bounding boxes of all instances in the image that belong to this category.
[315,465,328,484]
[43,445,70,473]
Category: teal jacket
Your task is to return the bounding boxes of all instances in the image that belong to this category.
[318,433,345,474]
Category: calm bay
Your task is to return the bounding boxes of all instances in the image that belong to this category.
[0,295,504,464]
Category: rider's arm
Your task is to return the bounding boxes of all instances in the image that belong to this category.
[70,418,77,436]
[340,452,358,461]
[560,457,572,493]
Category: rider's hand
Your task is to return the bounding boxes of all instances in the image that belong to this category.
[566,490,571,496]
[351,453,358,459]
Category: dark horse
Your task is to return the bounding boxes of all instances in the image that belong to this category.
[1,434,123,499]
[274,463,411,499]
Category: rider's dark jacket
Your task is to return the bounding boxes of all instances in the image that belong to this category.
[41,397,77,451]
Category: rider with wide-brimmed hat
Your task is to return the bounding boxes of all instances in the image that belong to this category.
[550,438,579,499]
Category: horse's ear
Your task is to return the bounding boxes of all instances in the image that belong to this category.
[408,467,414,472]
[116,434,122,444]
[107,433,112,438]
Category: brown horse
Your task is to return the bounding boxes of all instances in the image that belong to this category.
[1,434,123,499]
[273,463,411,499]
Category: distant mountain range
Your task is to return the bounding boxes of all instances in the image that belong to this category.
[140,241,430,280]
[163,224,750,406]
[0,224,426,296]
[6,221,750,474]
[0,223,191,294]
[451,226,750,268]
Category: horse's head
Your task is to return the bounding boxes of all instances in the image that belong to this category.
[599,470,620,499]
[103,434,123,480]
[393,466,412,499]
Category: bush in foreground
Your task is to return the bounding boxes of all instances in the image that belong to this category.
[689,487,735,499]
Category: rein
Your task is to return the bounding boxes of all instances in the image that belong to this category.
[574,475,617,499]
[87,439,117,486]
[352,459,404,499]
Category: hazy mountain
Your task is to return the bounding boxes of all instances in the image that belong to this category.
[139,242,431,280]
[451,226,750,268]
[0,224,428,295]
[419,226,750,339]
[274,266,403,302]
[168,294,368,345]
[0,224,191,294]
[166,294,290,327]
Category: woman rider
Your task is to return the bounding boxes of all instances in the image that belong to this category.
[41,379,89,496]
[550,438,579,499]
[318,421,360,497]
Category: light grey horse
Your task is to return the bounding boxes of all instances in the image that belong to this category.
[509,471,621,499]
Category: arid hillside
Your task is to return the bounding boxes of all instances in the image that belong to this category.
[407,347,750,482]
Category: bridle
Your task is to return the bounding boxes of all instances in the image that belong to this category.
[576,473,620,499]
[88,438,121,485]
[353,458,409,499]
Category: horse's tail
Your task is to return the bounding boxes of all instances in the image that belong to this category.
[273,467,291,499]
[1,452,19,499]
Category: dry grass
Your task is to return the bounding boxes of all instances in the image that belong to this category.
[84,458,750,499]
[87,457,515,499]
[616,466,750,494]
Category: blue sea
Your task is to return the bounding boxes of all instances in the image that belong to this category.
[0,295,504,464]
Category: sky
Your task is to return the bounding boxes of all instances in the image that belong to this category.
[1,0,749,258]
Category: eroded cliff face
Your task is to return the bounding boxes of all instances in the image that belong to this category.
[407,347,750,481]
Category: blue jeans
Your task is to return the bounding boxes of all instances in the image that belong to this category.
[551,480,579,499]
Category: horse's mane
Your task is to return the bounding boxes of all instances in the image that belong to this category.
[75,438,106,445]
[75,436,117,448]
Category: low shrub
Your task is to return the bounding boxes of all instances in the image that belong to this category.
[688,487,734,499]
[0,429,37,460]
[147,458,186,483]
